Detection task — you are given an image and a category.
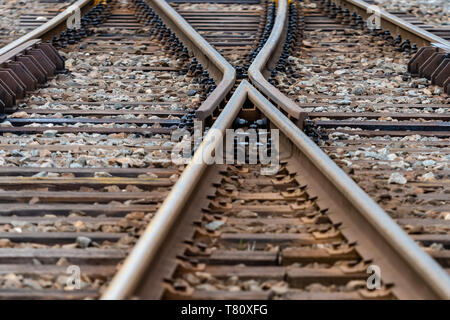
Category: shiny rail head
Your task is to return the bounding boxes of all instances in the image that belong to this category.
[0,0,113,117]
[249,0,450,121]
[0,0,235,123]
[431,43,450,52]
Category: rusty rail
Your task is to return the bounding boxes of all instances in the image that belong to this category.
[101,0,450,300]
[245,84,450,300]
[0,0,235,122]
[101,81,247,300]
[0,0,93,115]
[248,0,302,120]
[102,79,450,299]
[148,0,235,121]
[247,0,450,299]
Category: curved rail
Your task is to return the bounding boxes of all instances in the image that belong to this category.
[249,0,450,120]
[248,0,302,119]
[0,0,237,299]
[0,0,236,122]
[246,85,450,300]
[0,0,92,57]
[98,0,236,299]
[100,0,450,300]
[101,0,450,300]
[101,82,246,300]
[0,0,444,301]
[102,79,450,299]
[149,0,235,121]
[247,0,450,299]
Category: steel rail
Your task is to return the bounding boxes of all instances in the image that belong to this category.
[101,1,236,297]
[250,0,450,299]
[0,0,92,57]
[101,81,247,300]
[103,80,450,300]
[149,0,235,121]
[0,0,236,299]
[334,0,450,48]
[249,0,450,120]
[245,84,450,300]
[248,0,302,119]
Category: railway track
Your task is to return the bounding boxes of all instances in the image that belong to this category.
[171,0,267,65]
[268,0,450,282]
[0,0,449,300]
[169,0,276,108]
[366,0,449,33]
[0,0,227,299]
[104,79,450,300]
[102,0,450,300]
[0,0,73,49]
